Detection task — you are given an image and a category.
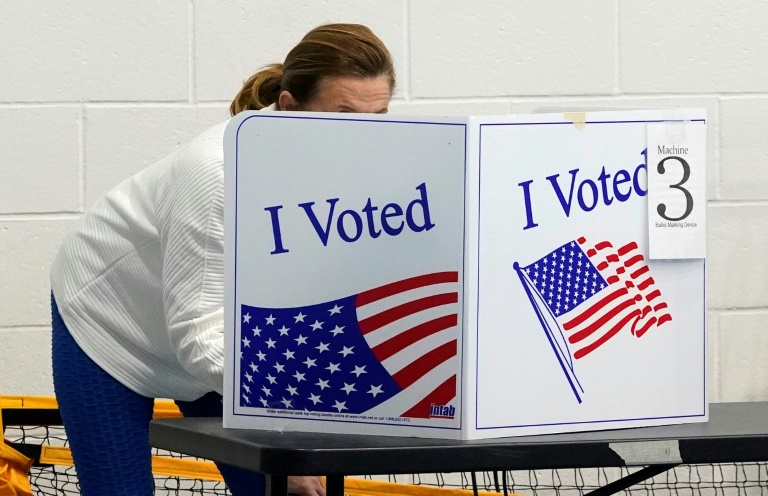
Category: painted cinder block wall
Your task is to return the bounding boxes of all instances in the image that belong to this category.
[1,0,766,401]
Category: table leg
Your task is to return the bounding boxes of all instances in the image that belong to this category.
[326,475,345,496]
[266,475,289,496]
[583,464,679,496]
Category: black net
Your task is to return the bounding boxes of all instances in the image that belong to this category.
[6,424,767,496]
[4,425,230,495]
[358,465,768,496]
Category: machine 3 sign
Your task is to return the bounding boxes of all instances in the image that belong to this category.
[223,109,707,440]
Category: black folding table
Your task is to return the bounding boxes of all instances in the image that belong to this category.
[149,401,768,496]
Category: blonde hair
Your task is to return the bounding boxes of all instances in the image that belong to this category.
[230,23,395,116]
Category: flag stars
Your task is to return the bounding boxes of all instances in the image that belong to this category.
[243,313,251,324]
[265,338,276,349]
[278,325,290,336]
[242,336,251,348]
[308,393,322,405]
[367,385,384,398]
[286,385,298,396]
[328,304,343,315]
[243,384,251,394]
[338,346,354,357]
[341,383,356,395]
[351,365,367,377]
[280,398,293,408]
[333,400,347,412]
[256,351,267,362]
[252,326,262,337]
[283,349,295,360]
[265,314,276,325]
[259,398,269,407]
[316,342,330,353]
[242,393,250,404]
[261,386,271,397]
[266,374,277,384]
[249,362,258,372]
[330,325,345,336]
[326,362,341,374]
[244,372,253,383]
[293,371,306,382]
[303,357,317,369]
[274,363,285,373]
[295,334,308,345]
[293,312,306,323]
[310,320,324,331]
[316,379,330,390]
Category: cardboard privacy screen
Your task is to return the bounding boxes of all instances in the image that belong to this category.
[223,109,707,439]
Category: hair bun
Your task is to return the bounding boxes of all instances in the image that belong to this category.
[230,63,283,116]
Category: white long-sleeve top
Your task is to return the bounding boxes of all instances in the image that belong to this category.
[51,120,232,400]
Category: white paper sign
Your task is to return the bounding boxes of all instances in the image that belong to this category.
[647,122,707,259]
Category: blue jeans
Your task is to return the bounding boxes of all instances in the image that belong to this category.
[51,294,265,496]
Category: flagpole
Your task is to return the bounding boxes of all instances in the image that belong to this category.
[513,262,582,404]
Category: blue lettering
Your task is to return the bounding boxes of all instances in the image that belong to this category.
[337,210,363,243]
[613,169,631,202]
[264,205,289,254]
[597,166,613,206]
[577,179,599,212]
[546,169,579,217]
[518,179,538,230]
[298,198,339,246]
[296,184,434,248]
[361,198,381,238]
[634,148,648,197]
[405,183,435,232]
[381,203,404,235]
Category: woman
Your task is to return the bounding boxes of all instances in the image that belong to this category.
[50,23,395,496]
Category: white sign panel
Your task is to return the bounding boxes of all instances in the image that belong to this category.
[647,122,707,259]
[224,113,467,438]
[468,110,706,438]
[224,109,707,440]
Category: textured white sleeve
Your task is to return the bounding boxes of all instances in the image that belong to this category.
[155,136,226,394]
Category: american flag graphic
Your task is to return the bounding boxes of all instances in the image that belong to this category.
[238,271,460,419]
[514,237,672,402]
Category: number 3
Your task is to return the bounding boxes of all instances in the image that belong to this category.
[656,156,693,222]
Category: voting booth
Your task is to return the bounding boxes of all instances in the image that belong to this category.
[223,109,707,440]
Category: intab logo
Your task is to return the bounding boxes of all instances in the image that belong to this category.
[429,404,455,419]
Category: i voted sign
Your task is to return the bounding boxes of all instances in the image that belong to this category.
[223,112,467,438]
[264,183,436,255]
[223,109,707,440]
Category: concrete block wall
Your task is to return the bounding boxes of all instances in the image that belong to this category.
[1,0,766,401]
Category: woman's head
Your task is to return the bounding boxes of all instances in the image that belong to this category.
[230,23,395,116]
